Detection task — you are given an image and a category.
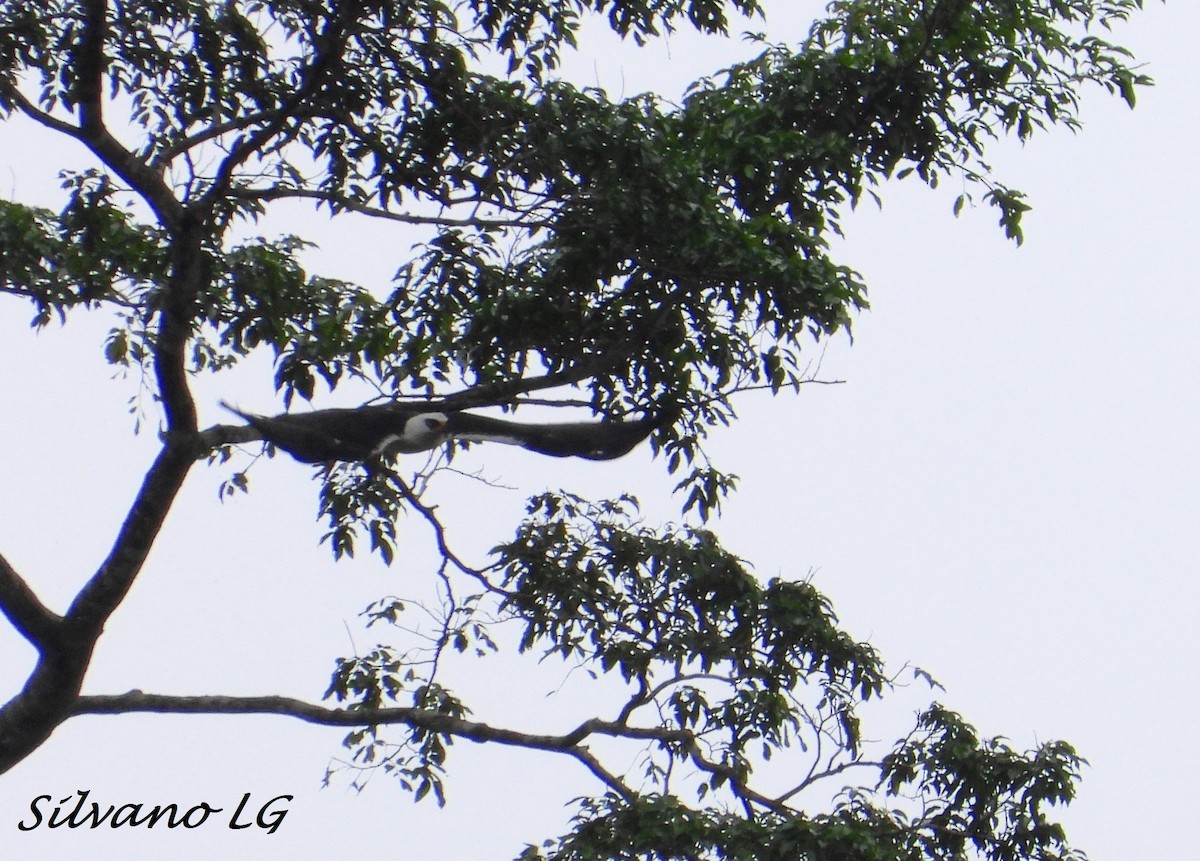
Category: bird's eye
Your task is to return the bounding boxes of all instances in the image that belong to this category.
[425,417,444,430]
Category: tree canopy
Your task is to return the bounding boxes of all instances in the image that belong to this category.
[0,0,1151,858]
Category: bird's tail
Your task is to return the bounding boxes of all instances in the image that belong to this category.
[219,400,258,424]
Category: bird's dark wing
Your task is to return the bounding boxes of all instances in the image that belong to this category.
[221,403,419,463]
[445,411,669,460]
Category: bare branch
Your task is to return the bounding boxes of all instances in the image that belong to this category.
[72,691,686,799]
[614,674,652,727]
[65,441,197,630]
[570,746,636,800]
[773,757,882,806]
[73,691,696,745]
[0,552,61,649]
[390,471,510,597]
[150,110,297,170]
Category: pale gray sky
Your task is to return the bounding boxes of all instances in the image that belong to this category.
[2,1,1196,858]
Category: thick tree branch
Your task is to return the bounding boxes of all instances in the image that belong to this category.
[69,0,199,432]
[0,4,199,769]
[0,441,196,774]
[0,552,62,649]
[65,442,197,627]
[74,0,107,131]
[154,236,206,432]
[72,0,184,231]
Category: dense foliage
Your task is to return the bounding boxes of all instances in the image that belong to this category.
[0,0,1149,857]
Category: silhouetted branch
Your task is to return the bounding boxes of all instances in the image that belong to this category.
[773,756,881,806]
[73,690,684,798]
[0,552,61,649]
[230,186,546,229]
[199,4,355,209]
[65,442,197,630]
[570,747,636,800]
[2,86,83,137]
[150,110,293,170]
[73,0,186,232]
[75,692,686,741]
[681,738,791,815]
[0,440,197,774]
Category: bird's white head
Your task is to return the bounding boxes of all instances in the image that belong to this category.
[403,412,449,446]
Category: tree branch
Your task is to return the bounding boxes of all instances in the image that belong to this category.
[72,0,184,231]
[72,691,689,761]
[64,442,198,629]
[150,110,300,171]
[230,186,547,230]
[0,440,200,773]
[390,471,509,597]
[682,739,791,815]
[63,0,198,434]
[773,756,881,806]
[0,552,61,649]
[74,0,107,131]
[2,86,85,138]
[435,362,618,412]
[198,5,353,211]
[570,746,636,800]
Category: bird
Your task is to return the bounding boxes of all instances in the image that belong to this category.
[221,402,450,463]
[221,402,671,464]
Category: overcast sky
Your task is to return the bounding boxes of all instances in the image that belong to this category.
[1,1,1196,858]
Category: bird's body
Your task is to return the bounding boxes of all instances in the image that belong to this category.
[222,402,668,464]
[222,403,449,463]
